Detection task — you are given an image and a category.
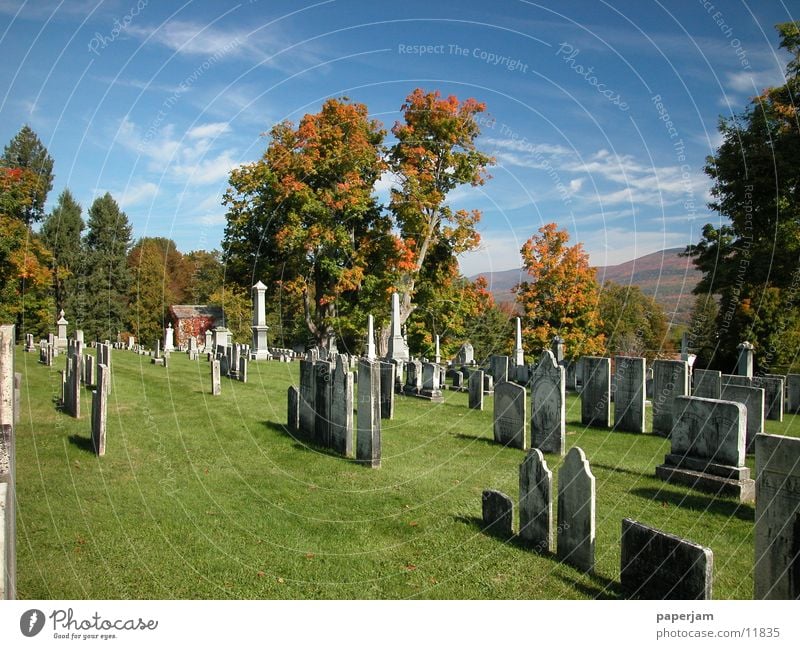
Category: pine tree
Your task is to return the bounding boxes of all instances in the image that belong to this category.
[1,125,54,224]
[40,189,84,317]
[82,193,132,341]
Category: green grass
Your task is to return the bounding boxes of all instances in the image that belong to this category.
[12,347,800,599]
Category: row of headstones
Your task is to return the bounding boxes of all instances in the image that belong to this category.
[481,447,714,598]
[215,344,249,383]
[287,356,382,467]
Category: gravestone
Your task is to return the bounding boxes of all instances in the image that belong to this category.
[251,280,270,360]
[419,362,444,402]
[788,374,800,413]
[493,381,526,450]
[403,359,422,396]
[91,363,109,456]
[454,342,474,365]
[720,383,764,451]
[387,292,409,362]
[314,360,334,447]
[483,373,494,395]
[299,359,316,438]
[211,360,221,396]
[655,395,754,502]
[519,449,553,551]
[581,356,611,428]
[512,317,524,366]
[530,350,565,455]
[450,371,464,391]
[365,314,376,360]
[204,330,213,351]
[69,355,80,418]
[330,357,354,457]
[557,447,595,572]
[722,374,751,387]
[356,359,381,468]
[551,336,565,364]
[164,323,175,352]
[379,362,394,420]
[737,341,754,378]
[692,369,721,399]
[489,355,509,384]
[620,519,713,599]
[652,359,689,437]
[754,433,800,599]
[468,370,484,411]
[753,376,784,422]
[287,386,299,433]
[613,356,646,433]
[481,490,513,540]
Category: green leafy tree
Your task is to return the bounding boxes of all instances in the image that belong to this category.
[685,22,800,371]
[40,189,84,317]
[685,293,719,368]
[184,250,224,303]
[82,193,132,341]
[598,281,670,360]
[209,285,251,343]
[1,125,54,224]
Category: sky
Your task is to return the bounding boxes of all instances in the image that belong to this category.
[0,0,797,277]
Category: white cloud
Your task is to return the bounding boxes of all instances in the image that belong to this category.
[726,69,786,94]
[187,122,230,139]
[119,181,158,208]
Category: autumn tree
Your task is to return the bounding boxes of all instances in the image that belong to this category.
[598,281,669,360]
[184,249,224,303]
[1,125,54,224]
[40,189,84,317]
[223,97,391,349]
[685,22,800,372]
[209,285,251,343]
[388,89,493,340]
[516,223,604,359]
[81,193,133,341]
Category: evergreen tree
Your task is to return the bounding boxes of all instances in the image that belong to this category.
[1,125,54,224]
[40,189,84,317]
[82,193,132,341]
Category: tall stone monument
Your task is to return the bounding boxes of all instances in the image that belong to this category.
[164,322,175,352]
[387,292,409,362]
[56,309,68,351]
[737,341,754,378]
[251,281,270,360]
[365,314,376,360]
[512,317,524,366]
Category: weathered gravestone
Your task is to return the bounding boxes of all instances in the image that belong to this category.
[314,360,334,447]
[402,359,422,396]
[489,355,509,384]
[483,373,494,395]
[652,359,689,437]
[419,362,444,402]
[379,362,394,420]
[481,489,513,540]
[614,356,646,433]
[238,356,248,383]
[557,446,595,573]
[692,369,721,399]
[299,359,316,438]
[68,354,80,418]
[787,374,800,414]
[753,375,784,422]
[454,342,474,365]
[330,357,354,457]
[581,356,611,428]
[620,518,713,599]
[720,383,764,452]
[655,396,754,502]
[211,360,221,396]
[722,374,751,387]
[356,359,381,468]
[287,386,299,433]
[530,350,565,455]
[91,363,109,456]
[519,449,553,552]
[468,370,484,411]
[450,371,464,391]
[754,433,800,599]
[493,381,526,450]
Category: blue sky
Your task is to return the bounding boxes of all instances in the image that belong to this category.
[0,0,797,275]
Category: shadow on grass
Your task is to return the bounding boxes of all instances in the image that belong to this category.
[68,434,96,454]
[630,487,755,522]
[554,571,623,599]
[453,433,495,446]
[262,420,365,465]
[453,514,556,555]
[592,462,650,478]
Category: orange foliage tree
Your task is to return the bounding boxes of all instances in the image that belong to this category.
[515,223,604,359]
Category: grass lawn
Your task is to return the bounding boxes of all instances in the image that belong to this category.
[12,346,800,599]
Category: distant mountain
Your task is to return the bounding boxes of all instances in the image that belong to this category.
[471,247,703,325]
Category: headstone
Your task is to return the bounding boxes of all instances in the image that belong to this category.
[56,309,68,350]
[379,362,395,420]
[238,356,248,383]
[204,330,213,352]
[652,359,690,437]
[737,341,754,378]
[722,374,751,387]
[489,355,509,383]
[13,373,20,426]
[720,384,764,452]
[251,280,270,359]
[164,323,175,352]
[512,317,524,366]
[468,370,484,411]
[434,334,441,365]
[557,447,596,572]
[530,350,565,455]
[754,433,800,599]
[551,336,565,364]
[620,519,713,599]
[330,357,354,457]
[450,371,463,391]
[91,363,109,456]
[753,375,784,422]
[581,356,611,428]
[454,342,474,365]
[299,359,316,438]
[655,396,754,502]
[365,314,376,360]
[788,374,800,413]
[314,360,334,447]
[613,356,646,433]
[230,344,241,379]
[25,333,34,352]
[692,369,721,399]
[69,355,80,418]
[483,373,494,395]
[287,386,299,433]
[356,358,381,468]
[211,360,221,396]
[519,449,553,551]
[420,362,444,402]
[493,381,526,450]
[481,489,513,539]
[387,292,409,361]
[402,359,422,396]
